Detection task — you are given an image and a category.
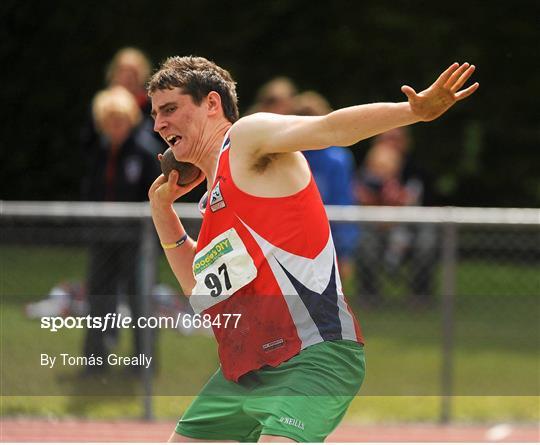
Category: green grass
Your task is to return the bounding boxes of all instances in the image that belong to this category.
[0,246,181,302]
[345,396,540,423]
[3,396,538,424]
[1,246,538,422]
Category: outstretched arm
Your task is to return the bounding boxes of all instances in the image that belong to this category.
[234,63,478,154]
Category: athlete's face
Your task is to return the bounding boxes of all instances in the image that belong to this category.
[151,88,208,161]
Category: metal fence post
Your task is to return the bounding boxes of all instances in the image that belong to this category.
[440,221,457,423]
[139,217,157,421]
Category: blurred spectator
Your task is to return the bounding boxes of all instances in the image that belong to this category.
[356,141,411,206]
[247,76,298,115]
[81,86,161,375]
[295,91,360,289]
[375,127,436,206]
[80,47,165,157]
[81,86,161,200]
[356,128,438,308]
[106,47,151,107]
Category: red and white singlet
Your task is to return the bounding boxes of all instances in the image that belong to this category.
[190,133,364,382]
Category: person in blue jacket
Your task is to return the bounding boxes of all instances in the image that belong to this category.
[295,91,360,289]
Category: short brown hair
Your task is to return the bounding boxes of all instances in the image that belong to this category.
[147,56,239,123]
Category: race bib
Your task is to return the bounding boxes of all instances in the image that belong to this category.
[190,228,257,313]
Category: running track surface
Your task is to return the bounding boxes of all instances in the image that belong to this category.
[1,419,539,442]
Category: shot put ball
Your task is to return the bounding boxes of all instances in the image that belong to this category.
[160,148,202,186]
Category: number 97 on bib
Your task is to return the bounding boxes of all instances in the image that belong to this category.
[190,228,257,314]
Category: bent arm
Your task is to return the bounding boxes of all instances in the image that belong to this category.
[148,168,205,296]
[151,202,197,295]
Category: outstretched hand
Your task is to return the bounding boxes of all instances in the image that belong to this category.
[401,62,479,122]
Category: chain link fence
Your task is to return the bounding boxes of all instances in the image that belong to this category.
[1,202,538,421]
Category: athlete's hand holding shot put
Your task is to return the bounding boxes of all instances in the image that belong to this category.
[147,58,477,443]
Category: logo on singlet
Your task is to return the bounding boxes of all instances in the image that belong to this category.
[210,181,226,212]
[262,338,284,351]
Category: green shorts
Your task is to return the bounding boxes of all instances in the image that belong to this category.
[175,340,365,442]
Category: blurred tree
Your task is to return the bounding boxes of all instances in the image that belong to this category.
[1,0,538,206]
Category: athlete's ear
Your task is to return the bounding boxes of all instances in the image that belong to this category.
[206,91,222,117]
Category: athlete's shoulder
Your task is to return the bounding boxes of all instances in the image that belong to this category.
[231,112,276,136]
[229,113,270,156]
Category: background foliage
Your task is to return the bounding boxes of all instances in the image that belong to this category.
[1,0,539,205]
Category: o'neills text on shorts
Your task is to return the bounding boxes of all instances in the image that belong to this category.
[279,417,305,430]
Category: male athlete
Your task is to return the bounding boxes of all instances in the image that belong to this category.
[148,57,478,442]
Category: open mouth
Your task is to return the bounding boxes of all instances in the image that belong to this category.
[165,135,182,147]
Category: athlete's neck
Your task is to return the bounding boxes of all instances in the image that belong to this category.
[189,119,232,187]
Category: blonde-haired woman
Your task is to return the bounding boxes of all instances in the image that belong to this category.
[81,47,165,160]
[81,86,161,375]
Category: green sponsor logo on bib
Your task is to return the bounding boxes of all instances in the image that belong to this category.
[193,239,233,275]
